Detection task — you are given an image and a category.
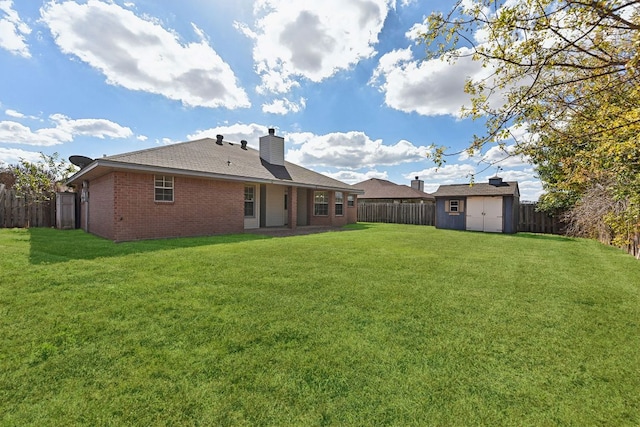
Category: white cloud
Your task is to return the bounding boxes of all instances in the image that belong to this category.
[41,0,250,109]
[0,114,133,146]
[241,0,391,96]
[262,97,306,114]
[408,163,477,183]
[0,147,42,165]
[0,120,71,146]
[0,0,31,58]
[459,143,531,168]
[5,109,23,118]
[323,169,389,185]
[50,114,133,140]
[286,131,429,169]
[157,137,180,146]
[371,46,489,117]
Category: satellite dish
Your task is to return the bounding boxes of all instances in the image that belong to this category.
[69,155,94,169]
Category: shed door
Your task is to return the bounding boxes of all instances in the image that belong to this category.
[466,197,485,232]
[466,196,503,233]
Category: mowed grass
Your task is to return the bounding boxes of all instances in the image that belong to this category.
[0,224,639,426]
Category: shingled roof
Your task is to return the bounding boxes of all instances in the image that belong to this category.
[67,137,362,193]
[355,178,434,200]
[433,179,519,197]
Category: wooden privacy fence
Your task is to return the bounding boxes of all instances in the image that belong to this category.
[358,202,565,234]
[0,186,55,228]
[358,203,435,226]
[518,203,565,234]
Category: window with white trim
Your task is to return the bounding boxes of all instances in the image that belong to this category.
[244,185,255,217]
[335,192,344,215]
[447,199,464,213]
[314,191,329,216]
[154,175,174,202]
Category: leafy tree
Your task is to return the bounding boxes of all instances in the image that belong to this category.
[11,153,77,201]
[0,164,16,189]
[421,0,640,250]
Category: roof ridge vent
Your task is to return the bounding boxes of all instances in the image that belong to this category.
[215,134,224,145]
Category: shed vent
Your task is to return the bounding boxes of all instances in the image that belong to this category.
[489,176,503,186]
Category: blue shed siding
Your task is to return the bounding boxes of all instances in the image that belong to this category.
[502,195,519,234]
[502,196,515,233]
[435,198,466,230]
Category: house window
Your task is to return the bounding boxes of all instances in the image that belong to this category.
[314,191,329,216]
[154,175,174,202]
[335,192,344,216]
[347,195,355,207]
[244,185,255,217]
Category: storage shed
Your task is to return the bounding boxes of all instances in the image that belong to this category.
[432,177,520,233]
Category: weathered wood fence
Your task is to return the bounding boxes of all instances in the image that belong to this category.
[357,203,435,225]
[0,185,55,228]
[358,202,565,235]
[518,203,565,234]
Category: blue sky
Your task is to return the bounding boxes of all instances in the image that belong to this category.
[0,0,543,200]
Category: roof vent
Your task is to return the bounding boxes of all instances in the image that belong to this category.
[268,128,275,135]
[489,176,503,186]
[240,140,248,150]
[215,134,224,145]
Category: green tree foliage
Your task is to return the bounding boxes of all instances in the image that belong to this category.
[421,0,640,249]
[11,153,77,201]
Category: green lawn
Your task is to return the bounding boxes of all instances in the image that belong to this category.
[1,224,639,426]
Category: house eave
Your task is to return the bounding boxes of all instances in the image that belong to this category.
[66,159,364,194]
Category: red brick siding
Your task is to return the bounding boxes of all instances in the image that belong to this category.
[87,173,115,240]
[307,190,354,227]
[347,194,358,224]
[85,171,356,240]
[96,171,244,241]
[287,186,297,229]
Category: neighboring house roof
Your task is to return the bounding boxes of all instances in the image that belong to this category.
[433,180,520,197]
[354,178,435,200]
[67,138,362,193]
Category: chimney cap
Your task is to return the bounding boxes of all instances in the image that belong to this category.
[414,176,419,180]
[268,128,275,135]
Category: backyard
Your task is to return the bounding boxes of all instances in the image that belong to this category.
[0,223,638,426]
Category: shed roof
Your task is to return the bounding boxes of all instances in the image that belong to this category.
[433,181,519,197]
[67,138,362,193]
[355,178,434,200]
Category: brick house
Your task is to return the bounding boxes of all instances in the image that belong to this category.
[66,129,362,242]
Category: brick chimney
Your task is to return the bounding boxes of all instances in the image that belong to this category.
[259,128,285,166]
